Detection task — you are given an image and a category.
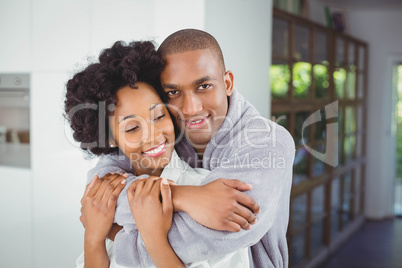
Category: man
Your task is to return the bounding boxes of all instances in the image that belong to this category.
[84,29,295,267]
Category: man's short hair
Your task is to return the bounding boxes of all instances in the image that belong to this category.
[157,29,226,73]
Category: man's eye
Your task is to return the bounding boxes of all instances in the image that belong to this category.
[198,84,211,90]
[167,90,179,96]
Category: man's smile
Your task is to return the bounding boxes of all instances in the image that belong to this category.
[182,115,211,129]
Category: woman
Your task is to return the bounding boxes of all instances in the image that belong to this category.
[65,41,250,267]
[65,40,184,267]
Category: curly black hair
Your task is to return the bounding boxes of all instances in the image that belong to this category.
[64,41,166,157]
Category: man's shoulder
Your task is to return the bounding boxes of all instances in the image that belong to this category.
[227,90,272,131]
[212,90,295,154]
[239,118,295,153]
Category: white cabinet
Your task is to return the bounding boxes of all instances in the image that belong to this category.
[0,0,31,72]
[31,0,90,71]
[0,166,32,268]
[30,72,96,267]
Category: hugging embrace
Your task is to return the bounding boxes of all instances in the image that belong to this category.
[65,29,295,268]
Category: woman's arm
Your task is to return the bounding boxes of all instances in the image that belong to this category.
[127,177,184,268]
[83,237,109,268]
[81,173,127,268]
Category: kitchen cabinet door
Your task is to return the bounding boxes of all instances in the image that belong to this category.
[0,166,33,268]
[0,0,31,72]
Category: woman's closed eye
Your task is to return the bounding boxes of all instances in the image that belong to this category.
[154,114,166,121]
[125,126,139,133]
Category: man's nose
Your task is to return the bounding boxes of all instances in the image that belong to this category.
[181,93,203,116]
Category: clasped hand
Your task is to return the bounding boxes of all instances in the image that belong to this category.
[172,178,260,232]
[80,174,260,239]
[80,173,127,243]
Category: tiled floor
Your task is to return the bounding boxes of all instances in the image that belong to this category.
[319,218,402,268]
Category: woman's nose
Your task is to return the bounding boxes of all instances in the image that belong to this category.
[140,121,162,147]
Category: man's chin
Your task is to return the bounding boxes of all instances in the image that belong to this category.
[184,134,210,150]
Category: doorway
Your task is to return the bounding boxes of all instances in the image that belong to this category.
[395,64,402,216]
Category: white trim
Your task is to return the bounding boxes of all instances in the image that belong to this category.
[386,54,402,217]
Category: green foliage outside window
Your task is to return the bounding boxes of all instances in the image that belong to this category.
[334,68,347,98]
[271,62,330,99]
[270,64,290,98]
[314,64,330,98]
[293,62,311,98]
[347,66,356,99]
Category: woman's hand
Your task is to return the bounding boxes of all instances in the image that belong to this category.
[127,176,173,241]
[81,173,126,268]
[127,177,183,267]
[82,173,127,243]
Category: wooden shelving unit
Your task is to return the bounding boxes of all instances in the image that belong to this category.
[271,8,368,267]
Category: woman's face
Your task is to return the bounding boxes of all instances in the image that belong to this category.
[109,82,175,176]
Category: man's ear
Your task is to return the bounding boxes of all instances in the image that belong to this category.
[224,70,234,96]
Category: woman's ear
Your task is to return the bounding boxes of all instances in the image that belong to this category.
[109,141,117,148]
[108,115,119,149]
[109,136,117,148]
[224,70,234,96]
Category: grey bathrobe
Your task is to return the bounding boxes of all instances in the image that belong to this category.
[86,89,295,268]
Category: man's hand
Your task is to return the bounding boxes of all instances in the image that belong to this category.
[127,177,174,242]
[172,178,260,232]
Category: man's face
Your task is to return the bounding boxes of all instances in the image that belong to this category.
[160,49,234,153]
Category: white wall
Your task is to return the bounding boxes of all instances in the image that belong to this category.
[0,0,31,73]
[31,2,204,266]
[1,0,274,267]
[309,0,402,219]
[205,0,273,118]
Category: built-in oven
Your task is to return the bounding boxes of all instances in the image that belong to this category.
[0,73,30,168]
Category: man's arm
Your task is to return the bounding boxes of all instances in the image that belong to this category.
[171,179,259,232]
[172,125,295,263]
[86,153,135,185]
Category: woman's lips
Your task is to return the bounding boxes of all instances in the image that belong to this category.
[143,141,167,157]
